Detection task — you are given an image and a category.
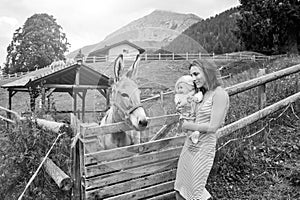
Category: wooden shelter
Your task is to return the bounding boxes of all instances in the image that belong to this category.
[1,61,111,121]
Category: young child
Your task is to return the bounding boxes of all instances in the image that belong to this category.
[174,75,203,143]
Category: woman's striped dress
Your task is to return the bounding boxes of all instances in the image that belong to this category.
[174,91,219,200]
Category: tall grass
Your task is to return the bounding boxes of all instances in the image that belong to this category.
[209,57,300,199]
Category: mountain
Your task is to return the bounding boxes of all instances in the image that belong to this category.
[160,7,243,54]
[67,10,202,58]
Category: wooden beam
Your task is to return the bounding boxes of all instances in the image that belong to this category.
[149,122,176,141]
[84,136,185,165]
[257,68,266,109]
[41,87,46,112]
[7,88,29,92]
[35,118,65,133]
[218,92,300,138]
[73,90,77,116]
[97,88,106,98]
[46,88,56,97]
[44,84,108,89]
[82,114,180,138]
[8,90,12,119]
[226,64,300,96]
[86,169,176,198]
[42,157,72,191]
[70,114,84,200]
[85,147,182,177]
[82,90,87,122]
[75,65,80,85]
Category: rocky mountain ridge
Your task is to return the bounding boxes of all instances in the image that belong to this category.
[67,10,202,58]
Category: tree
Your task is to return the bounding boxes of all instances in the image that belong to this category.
[236,0,300,55]
[5,13,70,73]
[213,41,224,54]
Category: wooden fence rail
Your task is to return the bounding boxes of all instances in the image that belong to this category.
[141,64,300,104]
[82,53,285,64]
[73,92,300,200]
[70,63,300,199]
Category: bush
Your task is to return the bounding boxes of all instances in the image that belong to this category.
[0,120,72,200]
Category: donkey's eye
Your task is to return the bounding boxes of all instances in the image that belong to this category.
[121,93,130,98]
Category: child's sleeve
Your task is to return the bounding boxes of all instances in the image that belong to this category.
[174,94,180,105]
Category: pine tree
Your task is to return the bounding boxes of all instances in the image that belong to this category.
[237,0,300,55]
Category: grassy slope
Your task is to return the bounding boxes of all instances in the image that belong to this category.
[0,56,300,199]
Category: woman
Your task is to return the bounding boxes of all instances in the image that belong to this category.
[174,59,230,200]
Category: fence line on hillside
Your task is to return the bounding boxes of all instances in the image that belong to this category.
[0,71,29,80]
[83,53,287,63]
[0,53,288,81]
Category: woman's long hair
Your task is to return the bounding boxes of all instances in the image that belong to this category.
[189,59,222,92]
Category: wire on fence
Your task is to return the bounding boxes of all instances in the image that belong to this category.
[17,131,66,200]
[217,103,293,151]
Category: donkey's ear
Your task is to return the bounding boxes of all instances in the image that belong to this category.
[126,54,140,79]
[114,54,124,82]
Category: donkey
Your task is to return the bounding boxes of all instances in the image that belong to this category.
[95,54,148,150]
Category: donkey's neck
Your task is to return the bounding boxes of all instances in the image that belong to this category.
[102,106,130,147]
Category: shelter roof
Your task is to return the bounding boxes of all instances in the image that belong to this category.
[1,63,110,90]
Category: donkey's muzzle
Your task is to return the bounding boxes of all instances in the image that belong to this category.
[138,119,148,129]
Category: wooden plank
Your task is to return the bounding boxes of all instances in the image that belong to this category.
[85,147,182,178]
[218,92,300,138]
[45,84,108,89]
[105,181,174,200]
[84,135,185,165]
[86,169,176,199]
[82,114,180,138]
[42,157,72,191]
[226,64,300,96]
[146,191,175,200]
[257,68,266,109]
[70,113,84,200]
[85,158,178,190]
[83,138,105,155]
[150,122,176,141]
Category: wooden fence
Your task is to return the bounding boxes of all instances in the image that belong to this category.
[83,53,287,64]
[69,63,300,199]
[0,71,29,80]
[0,53,287,81]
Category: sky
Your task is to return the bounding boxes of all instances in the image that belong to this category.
[0,0,240,67]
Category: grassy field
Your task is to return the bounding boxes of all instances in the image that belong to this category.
[0,56,300,199]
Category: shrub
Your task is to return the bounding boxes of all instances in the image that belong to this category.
[0,120,72,200]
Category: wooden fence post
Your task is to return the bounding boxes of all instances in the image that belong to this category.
[199,52,201,59]
[70,114,84,200]
[172,52,174,60]
[186,52,188,60]
[145,54,147,61]
[160,91,164,104]
[257,68,267,109]
[158,53,161,60]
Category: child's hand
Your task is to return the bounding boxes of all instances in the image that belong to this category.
[194,92,203,103]
[190,131,200,144]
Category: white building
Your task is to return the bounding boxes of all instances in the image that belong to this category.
[88,40,145,62]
